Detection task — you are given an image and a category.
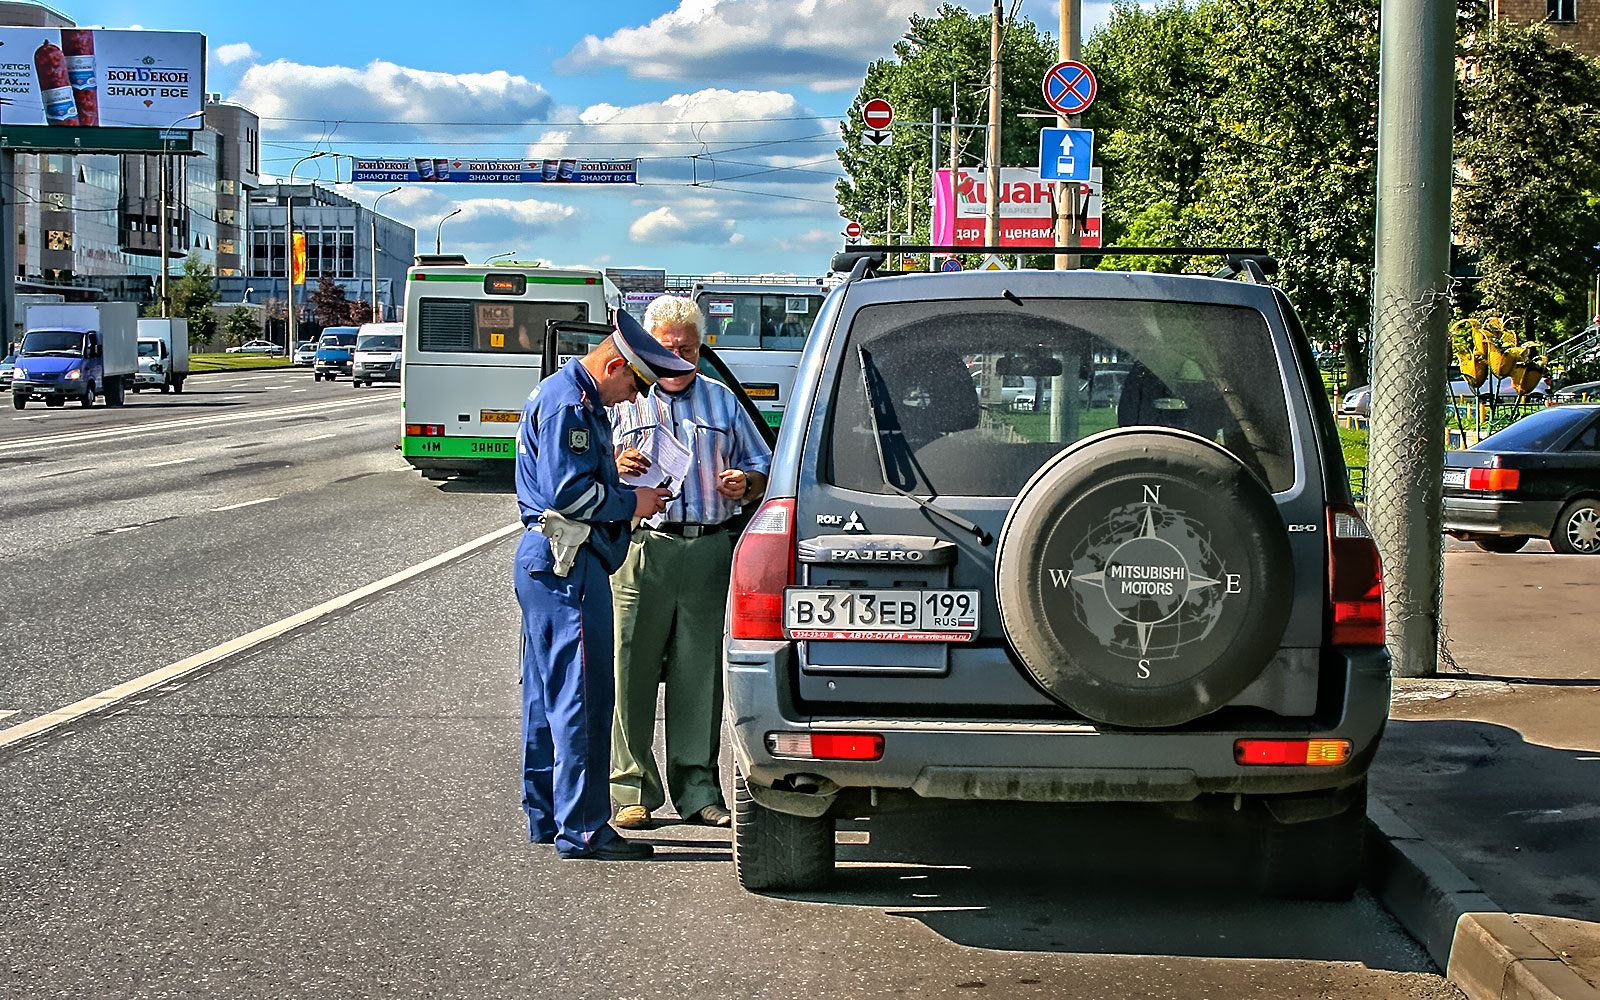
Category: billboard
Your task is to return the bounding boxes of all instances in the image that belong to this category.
[933,166,1101,249]
[351,157,637,184]
[0,28,205,129]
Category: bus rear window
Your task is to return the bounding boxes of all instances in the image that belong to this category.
[698,293,822,351]
[418,298,588,354]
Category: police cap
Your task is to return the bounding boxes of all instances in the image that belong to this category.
[612,307,697,384]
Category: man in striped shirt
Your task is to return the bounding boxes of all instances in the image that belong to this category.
[608,294,772,829]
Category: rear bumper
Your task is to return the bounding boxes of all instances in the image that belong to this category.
[1443,496,1559,537]
[724,641,1391,813]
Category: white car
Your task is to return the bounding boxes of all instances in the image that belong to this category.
[226,340,283,355]
[293,341,318,366]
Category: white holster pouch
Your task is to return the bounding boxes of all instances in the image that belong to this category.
[537,510,592,577]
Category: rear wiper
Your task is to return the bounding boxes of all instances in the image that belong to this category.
[857,346,992,546]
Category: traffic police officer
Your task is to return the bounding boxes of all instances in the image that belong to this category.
[514,310,695,861]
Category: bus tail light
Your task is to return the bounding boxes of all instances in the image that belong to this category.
[405,424,445,437]
[1235,739,1350,766]
[1328,505,1385,646]
[729,498,795,640]
[1466,467,1520,491]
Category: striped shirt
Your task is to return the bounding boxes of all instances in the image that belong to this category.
[610,374,772,526]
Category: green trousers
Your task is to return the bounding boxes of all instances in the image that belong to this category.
[609,528,733,818]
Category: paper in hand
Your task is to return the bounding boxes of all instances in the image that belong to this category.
[620,426,693,527]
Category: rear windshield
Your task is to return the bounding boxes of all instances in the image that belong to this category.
[1472,406,1591,452]
[358,335,401,352]
[417,298,588,354]
[827,298,1296,496]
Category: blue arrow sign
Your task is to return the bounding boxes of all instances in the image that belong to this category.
[1039,128,1094,182]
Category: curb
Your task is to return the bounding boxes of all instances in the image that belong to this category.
[1367,796,1600,1000]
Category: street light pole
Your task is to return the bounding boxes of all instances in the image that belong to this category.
[370,185,400,321]
[285,151,327,352]
[435,207,462,255]
[159,110,203,318]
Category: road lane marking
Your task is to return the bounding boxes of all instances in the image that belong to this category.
[0,711,16,721]
[149,456,198,467]
[12,414,47,420]
[0,394,396,454]
[211,497,278,512]
[0,522,523,751]
[291,389,308,393]
[304,433,336,442]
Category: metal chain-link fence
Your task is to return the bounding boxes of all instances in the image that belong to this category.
[1366,280,1455,678]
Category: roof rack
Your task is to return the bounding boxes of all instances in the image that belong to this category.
[832,244,1278,285]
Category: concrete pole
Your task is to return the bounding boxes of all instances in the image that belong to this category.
[1054,0,1081,271]
[985,0,1004,247]
[159,150,169,318]
[1368,0,1455,677]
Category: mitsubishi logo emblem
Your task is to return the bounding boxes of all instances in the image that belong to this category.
[843,511,866,532]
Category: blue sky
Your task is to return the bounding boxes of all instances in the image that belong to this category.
[55,0,1118,276]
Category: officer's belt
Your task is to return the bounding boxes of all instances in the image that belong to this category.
[645,520,731,539]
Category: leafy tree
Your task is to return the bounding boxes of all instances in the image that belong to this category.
[836,3,1058,268]
[169,255,219,350]
[348,299,374,325]
[310,277,354,327]
[223,306,259,348]
[1454,20,1600,342]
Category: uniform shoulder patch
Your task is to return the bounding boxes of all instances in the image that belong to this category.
[568,427,590,453]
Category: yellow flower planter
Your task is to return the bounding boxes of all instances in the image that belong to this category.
[1457,353,1488,388]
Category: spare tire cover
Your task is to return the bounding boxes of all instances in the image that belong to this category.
[996,428,1293,728]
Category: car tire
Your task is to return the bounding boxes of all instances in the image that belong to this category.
[107,378,124,407]
[1473,535,1529,553]
[174,376,185,394]
[313,372,322,382]
[995,428,1294,728]
[1551,498,1600,555]
[732,767,834,893]
[12,393,23,410]
[1258,783,1366,901]
[80,382,95,408]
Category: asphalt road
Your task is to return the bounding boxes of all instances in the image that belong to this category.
[0,383,1463,999]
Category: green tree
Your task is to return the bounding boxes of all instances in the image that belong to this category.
[169,255,219,350]
[1454,20,1600,342]
[836,3,1058,268]
[223,306,259,348]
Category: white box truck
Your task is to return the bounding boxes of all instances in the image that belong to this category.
[10,303,139,409]
[134,318,190,394]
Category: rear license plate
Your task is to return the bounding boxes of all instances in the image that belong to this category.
[480,410,521,423]
[743,383,779,399]
[783,588,980,642]
[1443,469,1466,488]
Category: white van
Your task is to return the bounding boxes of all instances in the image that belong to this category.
[352,322,403,388]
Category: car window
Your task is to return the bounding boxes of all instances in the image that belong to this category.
[1565,418,1600,452]
[1474,406,1591,452]
[137,342,159,357]
[826,297,1296,496]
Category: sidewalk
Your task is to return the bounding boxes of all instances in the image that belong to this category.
[1367,543,1600,1000]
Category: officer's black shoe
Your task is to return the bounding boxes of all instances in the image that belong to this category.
[557,836,654,861]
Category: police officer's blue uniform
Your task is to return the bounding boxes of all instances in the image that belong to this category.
[513,313,696,859]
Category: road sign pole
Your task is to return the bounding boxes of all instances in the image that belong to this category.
[929,107,940,272]
[986,0,1003,248]
[1055,0,1082,273]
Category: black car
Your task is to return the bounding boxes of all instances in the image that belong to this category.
[722,254,1389,900]
[1443,403,1600,554]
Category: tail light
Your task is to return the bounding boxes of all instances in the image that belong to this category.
[1234,739,1351,766]
[767,732,884,760]
[1328,505,1384,646]
[729,498,795,640]
[1466,467,1520,492]
[405,424,445,437]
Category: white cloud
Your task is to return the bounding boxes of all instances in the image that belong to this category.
[214,42,260,65]
[629,198,741,246]
[559,0,920,92]
[228,60,552,141]
[777,228,842,253]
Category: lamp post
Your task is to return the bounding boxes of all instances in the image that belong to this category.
[285,151,328,353]
[370,185,401,321]
[434,207,462,255]
[159,110,204,318]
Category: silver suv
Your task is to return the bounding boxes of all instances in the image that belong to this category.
[722,255,1389,899]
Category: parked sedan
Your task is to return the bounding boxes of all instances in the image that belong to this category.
[226,340,283,355]
[0,352,14,390]
[1443,403,1600,553]
[293,341,318,366]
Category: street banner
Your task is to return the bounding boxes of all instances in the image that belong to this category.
[933,166,1102,248]
[0,28,205,129]
[351,157,638,184]
[291,233,306,286]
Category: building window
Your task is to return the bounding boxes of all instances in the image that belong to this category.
[219,239,237,255]
[219,179,236,196]
[1549,0,1577,21]
[217,208,239,226]
[47,230,73,251]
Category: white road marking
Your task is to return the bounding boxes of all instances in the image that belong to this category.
[149,456,198,468]
[11,414,47,420]
[0,522,523,750]
[304,433,336,442]
[211,496,278,512]
[0,711,16,721]
[0,395,396,455]
[291,389,308,393]
[221,395,245,401]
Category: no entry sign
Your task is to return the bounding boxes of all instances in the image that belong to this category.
[1042,61,1097,117]
[845,221,863,239]
[862,99,894,131]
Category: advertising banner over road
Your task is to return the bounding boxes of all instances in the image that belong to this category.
[351,157,638,184]
[933,166,1101,249]
[0,28,204,129]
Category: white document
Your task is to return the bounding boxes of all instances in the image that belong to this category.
[620,424,694,527]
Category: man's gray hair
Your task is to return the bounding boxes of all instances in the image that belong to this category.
[643,294,704,339]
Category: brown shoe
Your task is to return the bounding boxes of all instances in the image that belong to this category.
[614,805,655,830]
[688,804,731,827]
